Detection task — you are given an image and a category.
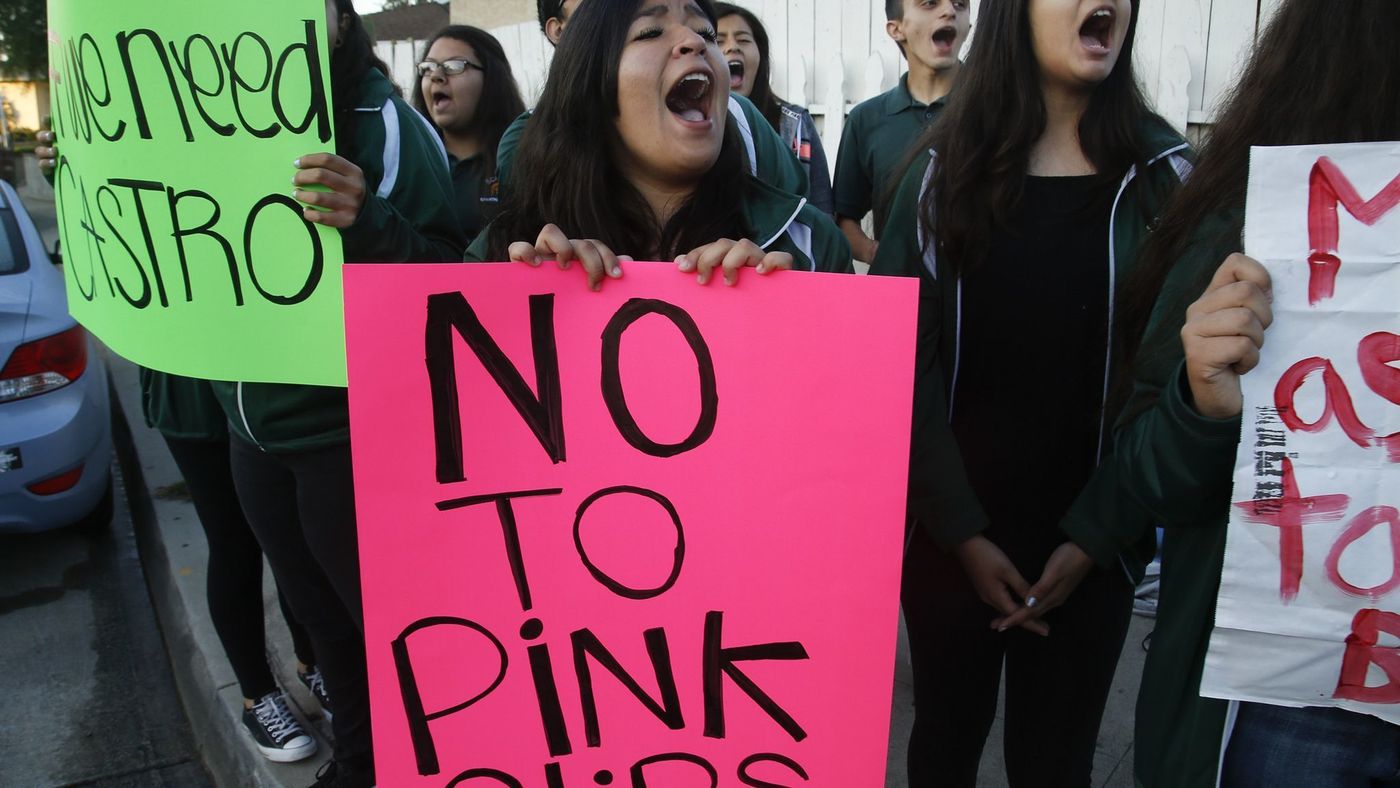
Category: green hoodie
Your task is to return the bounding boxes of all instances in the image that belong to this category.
[206,68,466,453]
[494,93,809,206]
[869,120,1193,577]
[1075,212,1246,788]
[464,173,851,275]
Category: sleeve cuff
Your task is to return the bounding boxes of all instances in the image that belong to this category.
[911,498,989,551]
[1060,512,1124,571]
[1162,361,1244,446]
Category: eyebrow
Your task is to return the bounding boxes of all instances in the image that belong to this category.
[635,2,708,20]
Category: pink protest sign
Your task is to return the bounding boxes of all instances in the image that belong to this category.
[345,262,917,787]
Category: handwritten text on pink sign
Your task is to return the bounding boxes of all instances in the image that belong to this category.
[345,263,916,786]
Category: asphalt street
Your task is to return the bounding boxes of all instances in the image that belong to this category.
[0,189,213,788]
[0,461,213,787]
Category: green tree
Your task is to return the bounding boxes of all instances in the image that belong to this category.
[0,0,46,79]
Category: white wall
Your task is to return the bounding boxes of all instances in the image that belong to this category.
[385,0,1285,176]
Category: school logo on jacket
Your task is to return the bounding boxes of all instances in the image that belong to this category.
[482,176,500,204]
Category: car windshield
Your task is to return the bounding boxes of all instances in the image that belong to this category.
[0,210,24,275]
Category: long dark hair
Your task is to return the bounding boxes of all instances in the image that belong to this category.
[412,25,525,177]
[1117,0,1400,397]
[712,3,784,132]
[920,0,1161,274]
[487,0,747,260]
[330,0,391,153]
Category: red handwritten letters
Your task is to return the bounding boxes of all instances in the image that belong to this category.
[1233,155,1400,706]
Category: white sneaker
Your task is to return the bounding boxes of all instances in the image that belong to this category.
[242,691,317,763]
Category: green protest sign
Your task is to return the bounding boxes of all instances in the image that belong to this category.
[46,0,346,385]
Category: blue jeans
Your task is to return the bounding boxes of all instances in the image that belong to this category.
[1222,702,1400,787]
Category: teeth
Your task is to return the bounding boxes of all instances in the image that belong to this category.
[681,73,710,86]
[1092,8,1112,18]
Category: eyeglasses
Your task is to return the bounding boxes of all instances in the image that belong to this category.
[416,59,483,77]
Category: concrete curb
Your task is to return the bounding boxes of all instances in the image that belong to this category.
[107,352,326,788]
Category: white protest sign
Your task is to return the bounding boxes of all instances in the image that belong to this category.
[1202,142,1400,721]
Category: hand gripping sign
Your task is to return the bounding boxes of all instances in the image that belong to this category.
[345,263,917,786]
[1203,142,1400,721]
[46,0,345,385]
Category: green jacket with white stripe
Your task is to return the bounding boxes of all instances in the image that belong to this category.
[206,68,465,453]
[870,119,1193,583]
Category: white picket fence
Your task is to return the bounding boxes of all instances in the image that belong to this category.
[376,0,1286,178]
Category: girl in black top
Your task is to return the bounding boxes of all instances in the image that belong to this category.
[872,1,1187,784]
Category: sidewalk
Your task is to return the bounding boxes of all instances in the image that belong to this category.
[105,341,1149,788]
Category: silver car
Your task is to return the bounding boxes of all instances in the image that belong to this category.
[0,179,112,532]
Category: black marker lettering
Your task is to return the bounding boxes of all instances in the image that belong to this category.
[445,769,522,788]
[166,187,240,305]
[573,486,684,600]
[629,753,717,788]
[436,488,563,611]
[76,34,127,142]
[600,298,717,457]
[115,29,194,141]
[392,617,508,776]
[243,194,323,305]
[109,178,172,307]
[168,34,236,137]
[738,753,810,787]
[273,20,332,143]
[571,627,684,748]
[703,611,809,742]
[96,184,153,308]
[223,32,280,139]
[425,292,565,483]
[522,619,573,758]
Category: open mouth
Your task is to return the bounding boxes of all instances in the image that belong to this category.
[430,88,451,113]
[1079,7,1114,52]
[932,25,958,49]
[666,71,713,124]
[726,60,745,90]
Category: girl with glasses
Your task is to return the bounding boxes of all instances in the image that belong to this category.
[413,26,526,240]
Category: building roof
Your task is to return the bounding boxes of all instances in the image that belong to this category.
[363,3,450,42]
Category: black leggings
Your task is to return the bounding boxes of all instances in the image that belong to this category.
[163,436,315,701]
[229,435,371,773]
[900,527,1134,788]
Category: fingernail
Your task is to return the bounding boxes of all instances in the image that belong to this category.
[610,266,621,277]
[677,255,692,271]
[1026,596,1039,608]
[757,264,767,274]
[293,158,301,167]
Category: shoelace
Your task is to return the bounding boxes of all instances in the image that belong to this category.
[253,694,301,741]
[307,671,327,701]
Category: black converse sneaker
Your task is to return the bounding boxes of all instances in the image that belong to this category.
[309,759,375,788]
[243,691,317,763]
[299,667,333,722]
